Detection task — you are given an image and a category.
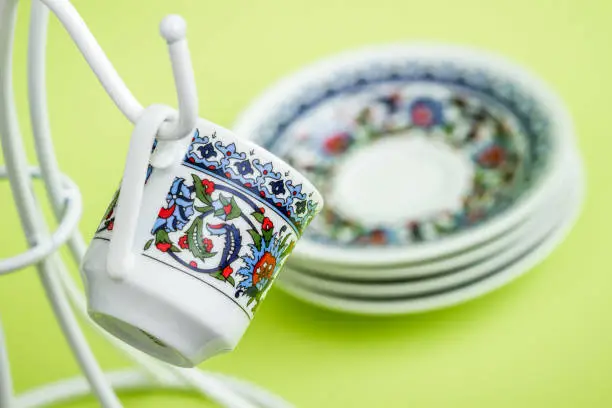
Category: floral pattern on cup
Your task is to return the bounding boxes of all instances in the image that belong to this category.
[138,174,296,313]
[94,127,320,316]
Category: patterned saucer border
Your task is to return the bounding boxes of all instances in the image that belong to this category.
[246,60,552,248]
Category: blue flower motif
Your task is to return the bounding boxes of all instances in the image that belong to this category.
[152,178,194,233]
[409,97,444,128]
[235,160,254,175]
[198,143,217,159]
[270,180,286,195]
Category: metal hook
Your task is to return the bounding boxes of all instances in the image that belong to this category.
[39,0,198,140]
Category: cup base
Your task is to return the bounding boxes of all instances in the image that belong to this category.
[89,311,194,367]
[82,239,250,367]
[86,278,232,367]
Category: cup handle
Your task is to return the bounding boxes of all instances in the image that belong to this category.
[107,104,181,280]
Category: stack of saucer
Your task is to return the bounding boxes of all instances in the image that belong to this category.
[234,44,584,315]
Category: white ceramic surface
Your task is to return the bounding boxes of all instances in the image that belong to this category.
[276,151,584,314]
[82,109,323,366]
[287,144,576,280]
[235,44,575,267]
[282,178,566,297]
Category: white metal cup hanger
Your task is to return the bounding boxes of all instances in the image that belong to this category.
[0,0,291,407]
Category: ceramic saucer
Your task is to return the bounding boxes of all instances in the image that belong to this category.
[235,44,573,267]
[286,145,575,281]
[275,151,584,314]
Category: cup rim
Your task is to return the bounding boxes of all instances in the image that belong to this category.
[195,116,325,232]
[233,42,575,266]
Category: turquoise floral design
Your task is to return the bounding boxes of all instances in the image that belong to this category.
[280,85,531,247]
[183,129,319,232]
[152,178,195,233]
[235,210,294,310]
[139,171,298,311]
[94,126,321,315]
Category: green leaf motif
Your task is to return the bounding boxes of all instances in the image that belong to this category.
[226,276,235,287]
[248,229,262,251]
[225,197,242,221]
[192,174,212,204]
[210,271,225,281]
[144,239,154,250]
[156,229,170,243]
[219,194,230,206]
[170,245,181,253]
[280,240,295,260]
[279,234,291,252]
[262,228,273,246]
[251,211,265,223]
[195,205,213,213]
[186,218,217,261]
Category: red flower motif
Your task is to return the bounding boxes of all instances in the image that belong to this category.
[157,204,176,219]
[323,132,350,155]
[156,242,172,252]
[222,265,233,278]
[477,145,506,168]
[223,204,232,215]
[411,104,434,127]
[253,252,276,284]
[188,157,195,163]
[370,230,386,245]
[259,191,266,197]
[259,207,265,214]
[189,261,197,268]
[178,235,189,249]
[262,217,274,231]
[201,179,215,195]
[106,220,114,231]
[225,172,231,178]
[208,165,216,170]
[245,183,252,187]
[202,238,213,252]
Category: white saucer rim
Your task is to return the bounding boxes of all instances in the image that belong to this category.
[286,145,576,281]
[282,186,567,297]
[275,152,586,315]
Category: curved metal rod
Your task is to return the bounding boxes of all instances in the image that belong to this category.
[26,2,275,408]
[0,318,14,408]
[38,0,198,140]
[0,1,122,406]
[14,369,293,408]
[27,1,182,388]
[0,168,81,275]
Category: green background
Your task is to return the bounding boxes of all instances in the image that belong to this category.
[1,0,611,406]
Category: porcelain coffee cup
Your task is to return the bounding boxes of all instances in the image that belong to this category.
[81,105,323,367]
